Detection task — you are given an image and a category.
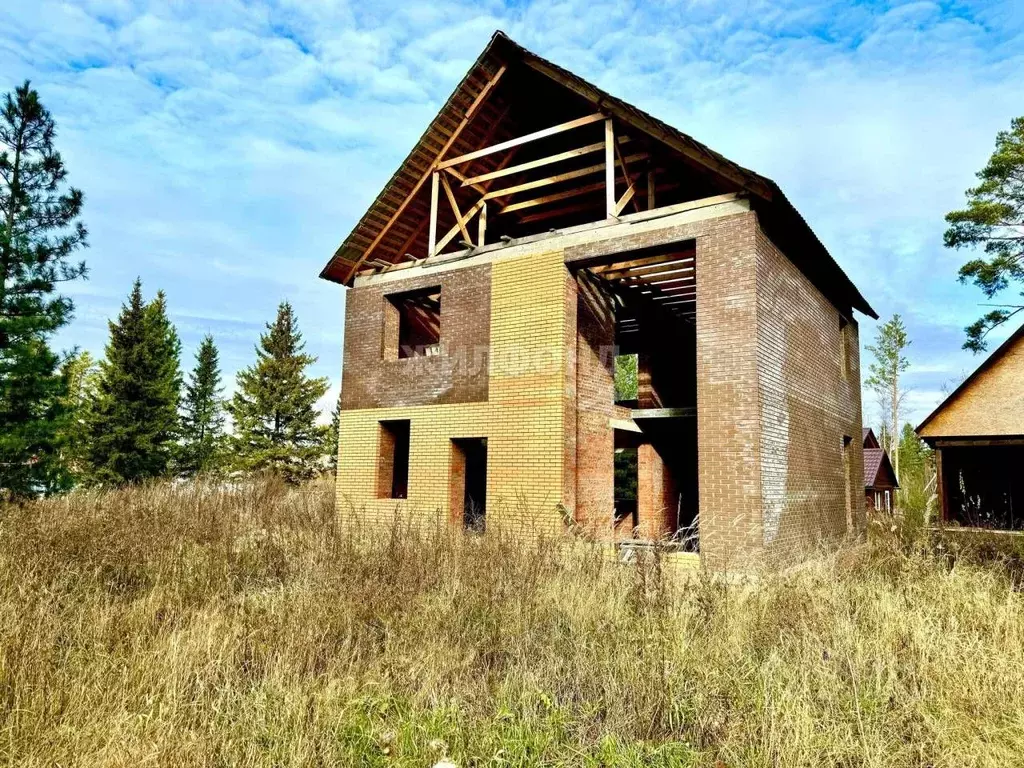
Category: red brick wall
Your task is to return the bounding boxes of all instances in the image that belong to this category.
[574,270,616,527]
[754,226,865,553]
[340,265,491,410]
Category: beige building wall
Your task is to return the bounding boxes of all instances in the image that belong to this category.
[919,332,1024,437]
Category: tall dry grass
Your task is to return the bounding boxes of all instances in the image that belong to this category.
[1,479,1023,766]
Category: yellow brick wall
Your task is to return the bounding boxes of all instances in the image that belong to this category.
[336,249,570,534]
[919,331,1024,437]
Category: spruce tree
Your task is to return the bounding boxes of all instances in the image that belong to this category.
[88,280,182,485]
[0,81,88,497]
[56,349,99,486]
[179,334,225,476]
[229,302,328,483]
[326,392,340,469]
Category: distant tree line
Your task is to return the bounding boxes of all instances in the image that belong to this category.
[0,81,339,499]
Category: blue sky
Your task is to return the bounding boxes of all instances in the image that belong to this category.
[2,0,1022,426]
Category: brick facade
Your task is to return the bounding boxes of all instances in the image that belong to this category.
[335,204,865,566]
[340,265,491,410]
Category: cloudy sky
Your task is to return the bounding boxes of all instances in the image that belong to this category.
[2,0,1022,426]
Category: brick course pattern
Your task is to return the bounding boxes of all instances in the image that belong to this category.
[340,265,492,410]
[335,205,866,566]
[336,250,569,533]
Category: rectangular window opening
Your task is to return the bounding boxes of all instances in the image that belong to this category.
[451,438,487,531]
[614,445,638,527]
[614,353,639,406]
[377,419,410,499]
[383,287,441,360]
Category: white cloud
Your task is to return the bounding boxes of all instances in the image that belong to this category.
[1,0,1021,427]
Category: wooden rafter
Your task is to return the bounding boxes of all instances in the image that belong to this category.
[501,181,606,214]
[520,55,774,200]
[342,64,507,281]
[518,201,600,224]
[484,152,648,203]
[461,136,630,187]
[436,111,605,170]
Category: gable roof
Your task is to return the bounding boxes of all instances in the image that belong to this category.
[319,31,875,320]
[863,427,879,449]
[864,448,899,489]
[916,320,1024,436]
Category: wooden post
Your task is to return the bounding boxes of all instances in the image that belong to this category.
[647,169,656,210]
[478,201,487,246]
[605,117,615,218]
[935,448,949,524]
[428,171,439,257]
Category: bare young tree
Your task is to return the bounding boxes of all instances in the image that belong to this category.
[865,315,911,479]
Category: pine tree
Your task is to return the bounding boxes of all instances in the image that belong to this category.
[229,302,328,483]
[87,280,182,485]
[0,81,88,497]
[945,116,1024,351]
[179,334,225,477]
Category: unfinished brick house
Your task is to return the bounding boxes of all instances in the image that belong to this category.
[917,321,1024,531]
[321,32,876,565]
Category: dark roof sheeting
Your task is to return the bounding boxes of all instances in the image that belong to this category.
[320,31,876,320]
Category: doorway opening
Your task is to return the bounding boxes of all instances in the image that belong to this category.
[451,438,488,531]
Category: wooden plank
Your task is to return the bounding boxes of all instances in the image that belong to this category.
[342,64,506,281]
[440,173,471,244]
[435,199,484,253]
[605,118,615,217]
[647,169,655,209]
[631,407,696,419]
[613,183,635,216]
[427,172,440,257]
[442,165,487,195]
[485,152,648,203]
[604,262,694,281]
[478,201,487,246]
[501,181,605,214]
[436,111,605,170]
[461,136,630,186]
[395,217,428,260]
[518,201,596,224]
[592,251,694,275]
[618,192,740,223]
[614,139,641,213]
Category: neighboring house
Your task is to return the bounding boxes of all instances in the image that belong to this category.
[917,322,1024,531]
[862,428,898,513]
[321,31,876,566]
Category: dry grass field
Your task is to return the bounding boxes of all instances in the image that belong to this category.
[2,479,1023,767]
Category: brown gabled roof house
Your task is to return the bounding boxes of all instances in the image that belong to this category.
[917,321,1024,530]
[862,428,898,513]
[322,31,875,567]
